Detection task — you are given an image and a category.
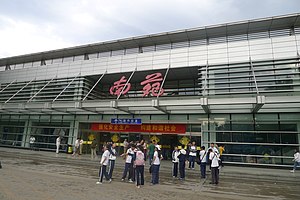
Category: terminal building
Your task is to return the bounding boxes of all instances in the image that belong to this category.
[0,13,300,166]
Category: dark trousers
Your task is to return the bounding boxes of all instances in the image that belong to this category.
[172,162,178,177]
[211,167,219,184]
[98,165,109,182]
[200,162,206,178]
[149,154,154,165]
[189,156,196,169]
[122,163,133,180]
[135,165,144,186]
[151,164,160,184]
[179,161,185,179]
[108,160,115,179]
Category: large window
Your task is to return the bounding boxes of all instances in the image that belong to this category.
[211,113,300,166]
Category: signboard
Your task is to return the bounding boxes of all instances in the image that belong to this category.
[91,123,186,134]
[111,118,142,125]
[109,72,164,97]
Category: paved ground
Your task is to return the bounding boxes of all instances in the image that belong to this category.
[0,147,299,200]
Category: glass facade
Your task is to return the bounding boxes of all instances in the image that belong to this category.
[201,113,300,166]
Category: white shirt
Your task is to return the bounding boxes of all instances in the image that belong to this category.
[109,148,117,160]
[179,149,186,155]
[200,150,207,163]
[125,148,134,163]
[172,150,179,163]
[56,137,61,145]
[75,140,80,148]
[100,150,110,166]
[209,151,219,167]
[294,152,300,162]
[189,145,197,156]
[153,151,160,165]
[79,139,83,145]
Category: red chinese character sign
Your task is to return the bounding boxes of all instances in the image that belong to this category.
[140,73,164,97]
[109,76,131,96]
[109,72,165,97]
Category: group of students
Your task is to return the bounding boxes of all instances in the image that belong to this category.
[171,143,223,185]
[97,141,162,188]
[96,140,224,187]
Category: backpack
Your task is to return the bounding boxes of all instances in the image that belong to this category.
[135,151,145,165]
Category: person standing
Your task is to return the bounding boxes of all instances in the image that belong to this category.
[29,136,35,150]
[290,149,300,173]
[108,143,117,180]
[143,141,148,161]
[91,138,97,159]
[121,144,135,182]
[96,145,111,184]
[148,140,155,166]
[209,149,220,185]
[189,141,197,169]
[151,146,162,185]
[199,146,207,179]
[172,146,179,178]
[134,145,145,188]
[72,138,80,157]
[218,144,225,167]
[178,145,187,180]
[79,138,84,155]
[207,143,217,171]
[56,136,61,154]
[123,139,129,154]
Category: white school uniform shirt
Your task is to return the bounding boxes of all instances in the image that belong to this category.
[125,148,134,163]
[100,150,110,166]
[153,151,160,165]
[109,148,117,160]
[189,145,197,156]
[209,151,219,167]
[294,152,300,162]
[200,150,207,163]
[172,150,179,163]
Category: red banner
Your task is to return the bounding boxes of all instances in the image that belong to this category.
[91,123,186,134]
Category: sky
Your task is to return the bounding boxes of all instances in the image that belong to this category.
[0,0,299,58]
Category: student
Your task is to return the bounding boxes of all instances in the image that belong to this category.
[134,145,145,188]
[290,149,300,173]
[151,146,162,185]
[189,141,197,169]
[199,146,207,178]
[108,143,117,180]
[177,145,187,180]
[172,146,179,178]
[96,145,111,184]
[209,148,220,185]
[121,144,136,182]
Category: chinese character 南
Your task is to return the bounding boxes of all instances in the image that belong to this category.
[109,76,131,96]
[140,73,164,97]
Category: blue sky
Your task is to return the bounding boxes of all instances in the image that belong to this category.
[0,0,299,58]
